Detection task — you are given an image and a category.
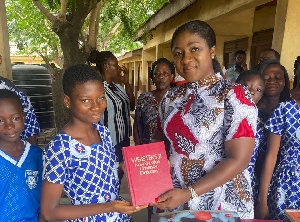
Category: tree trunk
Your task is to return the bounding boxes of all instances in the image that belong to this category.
[51,68,69,132]
[52,27,88,131]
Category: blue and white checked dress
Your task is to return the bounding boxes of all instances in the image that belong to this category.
[246,110,269,203]
[43,123,130,222]
[265,100,300,220]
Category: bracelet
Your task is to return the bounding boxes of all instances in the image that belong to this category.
[188,186,198,200]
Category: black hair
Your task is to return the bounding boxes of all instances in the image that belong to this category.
[150,58,175,81]
[234,50,246,58]
[236,70,264,84]
[257,59,291,102]
[63,64,103,97]
[261,48,280,61]
[170,20,222,74]
[87,50,115,74]
[0,89,23,110]
[292,56,300,89]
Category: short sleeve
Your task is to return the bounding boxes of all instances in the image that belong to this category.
[265,103,285,136]
[97,123,116,156]
[43,138,68,184]
[224,85,257,141]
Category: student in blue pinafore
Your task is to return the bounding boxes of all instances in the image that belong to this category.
[0,89,42,222]
[40,64,146,222]
[236,70,265,203]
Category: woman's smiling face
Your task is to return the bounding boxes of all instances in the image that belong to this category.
[262,64,285,97]
[172,31,215,82]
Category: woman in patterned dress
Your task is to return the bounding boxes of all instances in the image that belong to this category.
[40,65,146,222]
[151,20,257,219]
[256,62,299,221]
[133,58,175,146]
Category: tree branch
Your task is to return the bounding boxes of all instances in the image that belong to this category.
[32,0,56,24]
[86,0,103,52]
[100,22,121,49]
[58,0,67,22]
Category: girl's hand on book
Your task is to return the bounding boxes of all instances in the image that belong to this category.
[150,188,190,210]
[112,201,147,215]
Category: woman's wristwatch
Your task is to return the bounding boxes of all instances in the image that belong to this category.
[188,186,198,200]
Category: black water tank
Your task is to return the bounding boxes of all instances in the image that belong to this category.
[12,64,55,129]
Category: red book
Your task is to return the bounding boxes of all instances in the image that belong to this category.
[122,141,173,206]
[285,209,300,222]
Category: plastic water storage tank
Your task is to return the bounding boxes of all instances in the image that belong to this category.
[12,64,55,129]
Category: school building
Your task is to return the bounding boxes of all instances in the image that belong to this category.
[118,0,300,99]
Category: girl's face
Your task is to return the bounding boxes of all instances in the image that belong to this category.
[172,31,215,82]
[240,75,265,104]
[262,64,285,97]
[105,56,121,79]
[64,80,107,124]
[153,63,174,91]
[0,98,25,143]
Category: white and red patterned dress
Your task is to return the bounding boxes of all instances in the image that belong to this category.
[159,75,257,218]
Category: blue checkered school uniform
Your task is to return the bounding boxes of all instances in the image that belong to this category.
[247,110,269,203]
[265,100,300,220]
[0,141,43,222]
[0,80,40,139]
[43,123,130,222]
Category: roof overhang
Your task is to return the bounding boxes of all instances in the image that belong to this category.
[136,0,197,39]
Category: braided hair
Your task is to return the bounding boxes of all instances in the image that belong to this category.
[88,50,115,74]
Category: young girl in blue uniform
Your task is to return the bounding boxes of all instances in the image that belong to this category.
[236,71,265,203]
[0,89,42,222]
[256,62,300,220]
[40,64,145,222]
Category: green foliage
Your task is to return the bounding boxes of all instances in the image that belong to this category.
[6,0,59,60]
[6,0,168,60]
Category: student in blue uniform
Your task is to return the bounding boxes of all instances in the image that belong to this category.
[0,89,43,221]
[0,77,40,145]
[40,64,146,222]
[236,71,265,204]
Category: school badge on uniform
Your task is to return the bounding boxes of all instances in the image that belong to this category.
[25,170,39,189]
[69,140,91,158]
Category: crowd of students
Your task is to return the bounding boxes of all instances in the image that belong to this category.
[0,19,299,222]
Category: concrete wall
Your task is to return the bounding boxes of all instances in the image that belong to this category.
[0,0,12,80]
[272,0,300,77]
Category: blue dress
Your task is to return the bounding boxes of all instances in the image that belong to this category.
[247,110,269,203]
[43,123,130,222]
[265,100,300,220]
[0,141,43,222]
